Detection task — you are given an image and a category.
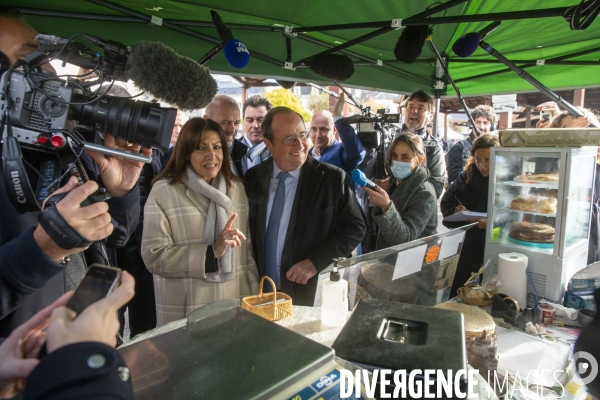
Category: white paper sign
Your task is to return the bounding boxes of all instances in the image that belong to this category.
[392,244,427,281]
[438,231,466,260]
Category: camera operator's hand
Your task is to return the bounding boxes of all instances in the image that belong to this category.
[46,271,135,353]
[86,134,152,197]
[0,292,72,399]
[33,177,114,261]
[333,92,345,118]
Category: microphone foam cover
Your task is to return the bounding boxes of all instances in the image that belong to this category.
[394,25,431,64]
[223,39,250,69]
[452,32,481,58]
[126,41,217,110]
[309,53,354,81]
[351,169,368,187]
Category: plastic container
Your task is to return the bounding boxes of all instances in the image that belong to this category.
[321,263,348,327]
[539,303,556,324]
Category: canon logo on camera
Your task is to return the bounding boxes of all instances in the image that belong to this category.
[10,171,26,204]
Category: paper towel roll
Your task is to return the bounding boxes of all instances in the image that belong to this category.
[497,253,528,309]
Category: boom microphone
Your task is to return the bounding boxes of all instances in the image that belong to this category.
[77,35,218,110]
[394,25,431,64]
[352,169,378,190]
[210,10,250,69]
[309,53,355,81]
[126,41,218,110]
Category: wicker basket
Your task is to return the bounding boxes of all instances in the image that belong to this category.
[241,276,293,321]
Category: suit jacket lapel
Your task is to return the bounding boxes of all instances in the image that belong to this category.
[285,157,323,244]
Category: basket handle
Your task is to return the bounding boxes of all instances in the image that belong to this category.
[258,276,278,305]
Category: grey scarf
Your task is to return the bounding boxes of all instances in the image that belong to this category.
[182,167,235,282]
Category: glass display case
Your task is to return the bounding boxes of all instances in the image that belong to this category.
[483,146,597,301]
[313,226,474,309]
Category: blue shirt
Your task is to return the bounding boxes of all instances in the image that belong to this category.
[265,164,301,280]
[308,117,365,185]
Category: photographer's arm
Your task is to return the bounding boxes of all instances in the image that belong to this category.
[332,93,366,171]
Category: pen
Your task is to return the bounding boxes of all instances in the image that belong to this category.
[550,321,580,328]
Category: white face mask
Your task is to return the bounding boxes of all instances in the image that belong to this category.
[390,160,413,179]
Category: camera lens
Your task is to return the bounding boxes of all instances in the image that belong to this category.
[71,94,176,151]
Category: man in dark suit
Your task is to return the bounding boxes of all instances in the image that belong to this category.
[244,107,366,306]
[204,95,247,176]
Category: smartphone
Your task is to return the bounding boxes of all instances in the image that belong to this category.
[67,264,122,315]
[541,111,553,123]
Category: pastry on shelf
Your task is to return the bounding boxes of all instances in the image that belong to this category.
[515,173,559,183]
[509,194,557,214]
[508,221,555,243]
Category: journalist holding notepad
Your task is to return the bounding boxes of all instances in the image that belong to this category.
[441,134,500,296]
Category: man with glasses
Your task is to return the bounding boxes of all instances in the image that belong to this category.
[204,95,247,176]
[244,107,366,306]
[389,90,446,198]
[309,93,365,185]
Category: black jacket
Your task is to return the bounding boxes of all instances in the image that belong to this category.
[231,138,248,177]
[440,167,489,296]
[405,126,446,198]
[445,134,474,185]
[0,149,139,335]
[244,156,366,306]
[23,342,134,400]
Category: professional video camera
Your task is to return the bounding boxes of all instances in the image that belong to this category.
[1,34,176,158]
[0,34,179,212]
[353,106,400,149]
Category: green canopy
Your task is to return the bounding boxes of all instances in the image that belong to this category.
[6,0,600,97]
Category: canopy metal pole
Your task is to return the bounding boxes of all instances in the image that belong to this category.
[294,7,570,32]
[87,0,285,67]
[478,40,599,127]
[454,45,600,83]
[294,0,468,65]
[426,40,481,137]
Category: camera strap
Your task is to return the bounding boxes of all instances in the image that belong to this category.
[2,111,43,212]
[38,196,93,249]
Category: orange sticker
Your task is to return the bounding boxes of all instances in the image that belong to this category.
[425,245,440,263]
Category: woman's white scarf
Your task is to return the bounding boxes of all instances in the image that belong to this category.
[182,167,235,282]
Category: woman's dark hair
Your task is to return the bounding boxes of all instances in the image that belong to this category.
[464,134,500,183]
[153,117,239,187]
[385,132,427,170]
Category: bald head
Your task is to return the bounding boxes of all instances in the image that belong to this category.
[309,110,336,152]
[204,95,240,147]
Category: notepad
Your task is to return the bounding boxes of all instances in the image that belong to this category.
[443,210,487,222]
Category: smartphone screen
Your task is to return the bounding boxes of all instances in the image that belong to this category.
[67,264,122,315]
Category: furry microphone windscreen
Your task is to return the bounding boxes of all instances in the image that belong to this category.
[309,53,355,81]
[394,25,431,64]
[126,41,218,110]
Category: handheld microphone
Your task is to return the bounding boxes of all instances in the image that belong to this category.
[210,10,250,69]
[452,21,502,58]
[352,169,378,190]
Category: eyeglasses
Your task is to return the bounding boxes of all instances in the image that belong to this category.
[406,105,428,113]
[272,131,309,146]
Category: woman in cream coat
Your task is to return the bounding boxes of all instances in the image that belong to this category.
[142,118,259,326]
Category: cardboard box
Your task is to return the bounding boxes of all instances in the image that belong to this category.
[500,128,600,147]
